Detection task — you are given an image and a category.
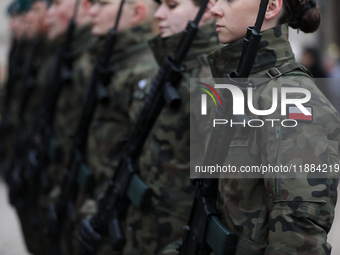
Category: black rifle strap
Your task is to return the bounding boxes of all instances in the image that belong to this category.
[114,0,126,31]
[249,63,313,88]
[254,0,269,32]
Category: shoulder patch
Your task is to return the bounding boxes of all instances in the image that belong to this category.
[138,79,147,89]
[287,106,313,122]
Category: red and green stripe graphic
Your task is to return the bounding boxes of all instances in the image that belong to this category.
[197,82,222,106]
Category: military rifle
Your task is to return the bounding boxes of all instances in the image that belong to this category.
[77,0,213,254]
[44,0,122,254]
[177,1,269,255]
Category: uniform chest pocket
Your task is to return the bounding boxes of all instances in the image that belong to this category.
[224,129,260,174]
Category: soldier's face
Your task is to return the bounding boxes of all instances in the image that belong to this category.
[210,0,262,44]
[46,0,76,40]
[26,1,48,38]
[11,15,28,39]
[154,0,199,38]
[9,16,18,38]
[89,0,134,36]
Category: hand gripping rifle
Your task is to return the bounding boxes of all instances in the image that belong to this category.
[44,1,123,254]
[177,1,269,255]
[77,1,211,254]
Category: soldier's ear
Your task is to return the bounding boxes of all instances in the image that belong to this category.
[131,2,147,25]
[265,0,283,20]
[200,0,215,24]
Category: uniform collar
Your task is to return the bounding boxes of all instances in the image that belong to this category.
[207,24,295,78]
[148,23,220,68]
[88,23,153,65]
[110,23,153,63]
[72,23,95,53]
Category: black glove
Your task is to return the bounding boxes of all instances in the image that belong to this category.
[78,218,103,255]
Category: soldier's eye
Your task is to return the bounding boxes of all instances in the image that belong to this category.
[167,1,177,9]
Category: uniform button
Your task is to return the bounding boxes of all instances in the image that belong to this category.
[209,59,214,66]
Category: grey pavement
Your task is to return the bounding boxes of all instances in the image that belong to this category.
[0,180,339,254]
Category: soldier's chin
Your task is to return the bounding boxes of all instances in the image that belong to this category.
[160,29,172,38]
[216,34,229,45]
[47,29,64,41]
[47,30,57,40]
[91,26,106,37]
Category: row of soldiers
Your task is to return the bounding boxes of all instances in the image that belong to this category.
[0,0,220,254]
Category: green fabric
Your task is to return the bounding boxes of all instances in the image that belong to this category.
[123,22,221,255]
[207,23,340,255]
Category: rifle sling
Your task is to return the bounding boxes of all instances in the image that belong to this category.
[249,63,312,88]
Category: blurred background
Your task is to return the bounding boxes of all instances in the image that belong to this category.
[0,0,339,254]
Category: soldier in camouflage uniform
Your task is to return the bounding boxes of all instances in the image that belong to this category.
[120,0,220,254]
[0,0,31,175]
[48,0,94,195]
[0,1,22,172]
[22,0,51,145]
[37,0,96,254]
[202,0,340,254]
[9,1,54,254]
[73,0,159,254]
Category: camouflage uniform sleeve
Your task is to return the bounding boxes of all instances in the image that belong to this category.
[262,76,339,255]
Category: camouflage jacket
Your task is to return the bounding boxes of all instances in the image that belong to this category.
[207,24,340,255]
[123,23,220,255]
[22,36,57,136]
[86,23,157,183]
[53,24,95,174]
[7,38,31,130]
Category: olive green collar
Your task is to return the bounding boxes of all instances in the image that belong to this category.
[72,23,95,53]
[87,23,153,65]
[109,23,153,64]
[207,24,295,78]
[148,23,220,68]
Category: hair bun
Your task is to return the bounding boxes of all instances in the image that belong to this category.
[281,0,321,33]
[298,0,320,33]
[291,0,320,33]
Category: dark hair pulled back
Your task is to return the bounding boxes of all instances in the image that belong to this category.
[279,0,321,33]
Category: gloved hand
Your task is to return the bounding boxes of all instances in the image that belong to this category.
[78,218,103,255]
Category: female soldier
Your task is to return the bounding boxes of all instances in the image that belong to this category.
[122,0,220,254]
[207,0,339,254]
